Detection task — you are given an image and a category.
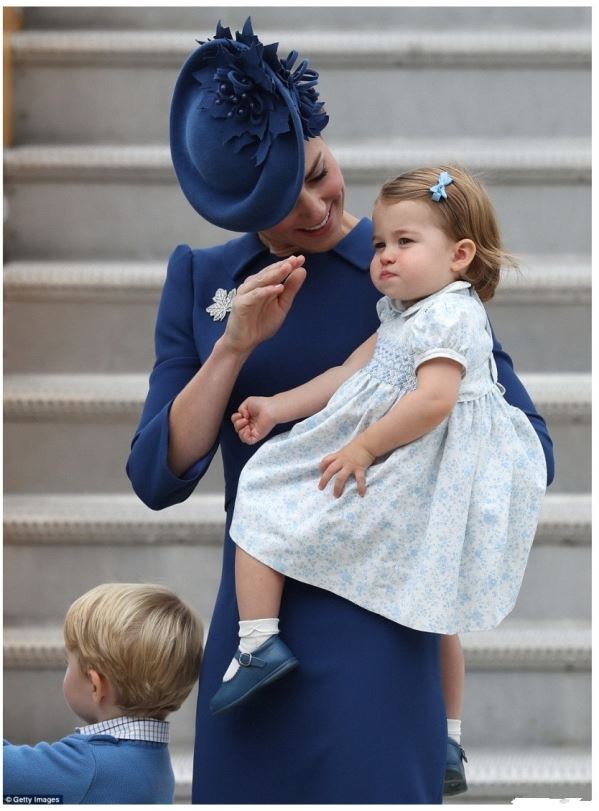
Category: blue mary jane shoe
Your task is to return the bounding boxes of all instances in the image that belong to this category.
[443,737,468,796]
[210,636,299,715]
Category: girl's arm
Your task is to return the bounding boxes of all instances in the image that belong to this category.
[319,358,463,497]
[233,333,377,443]
[274,332,377,420]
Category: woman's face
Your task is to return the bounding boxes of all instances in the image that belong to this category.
[258,137,349,256]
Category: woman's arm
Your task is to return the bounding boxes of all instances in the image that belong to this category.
[232,333,378,444]
[127,246,307,507]
[319,358,462,497]
[167,256,307,475]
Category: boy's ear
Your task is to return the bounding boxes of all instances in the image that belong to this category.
[88,669,111,705]
[451,239,476,273]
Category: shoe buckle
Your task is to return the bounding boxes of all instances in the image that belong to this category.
[238,652,252,667]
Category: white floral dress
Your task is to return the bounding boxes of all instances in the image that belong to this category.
[230,281,547,634]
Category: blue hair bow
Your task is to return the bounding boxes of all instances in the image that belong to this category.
[429,171,454,202]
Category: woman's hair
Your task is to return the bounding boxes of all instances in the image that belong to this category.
[377,165,517,302]
[64,583,203,718]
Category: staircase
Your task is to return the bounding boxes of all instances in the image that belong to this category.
[4,7,591,803]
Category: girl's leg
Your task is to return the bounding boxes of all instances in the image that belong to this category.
[235,546,285,619]
[441,634,468,795]
[220,547,286,684]
[440,633,465,739]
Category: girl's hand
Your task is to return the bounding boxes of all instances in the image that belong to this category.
[223,256,307,356]
[232,396,279,444]
[318,440,376,498]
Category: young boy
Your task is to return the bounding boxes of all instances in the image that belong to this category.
[4,583,203,804]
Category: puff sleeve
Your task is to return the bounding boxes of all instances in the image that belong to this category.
[410,295,483,375]
[126,244,219,510]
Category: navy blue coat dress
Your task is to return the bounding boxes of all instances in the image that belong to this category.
[127,219,554,804]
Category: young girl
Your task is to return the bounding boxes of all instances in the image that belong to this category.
[211,168,546,742]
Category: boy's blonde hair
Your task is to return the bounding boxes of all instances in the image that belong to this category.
[377,165,517,302]
[64,583,203,718]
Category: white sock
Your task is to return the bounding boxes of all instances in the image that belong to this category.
[447,718,462,744]
[222,618,280,682]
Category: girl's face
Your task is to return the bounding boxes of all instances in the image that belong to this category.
[258,137,350,256]
[370,199,467,304]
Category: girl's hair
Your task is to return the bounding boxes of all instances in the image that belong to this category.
[377,165,517,302]
[64,583,203,718]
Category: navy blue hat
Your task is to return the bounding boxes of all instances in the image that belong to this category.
[170,18,329,232]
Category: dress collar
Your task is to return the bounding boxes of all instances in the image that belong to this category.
[230,218,373,282]
[330,217,374,271]
[387,280,473,320]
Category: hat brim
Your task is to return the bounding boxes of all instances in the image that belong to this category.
[170,45,306,233]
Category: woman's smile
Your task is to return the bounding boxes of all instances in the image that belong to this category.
[300,206,331,233]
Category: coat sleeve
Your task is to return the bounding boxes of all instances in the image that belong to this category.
[3,737,95,802]
[126,244,220,509]
[490,322,555,486]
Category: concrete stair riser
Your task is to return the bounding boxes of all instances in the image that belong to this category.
[4,280,591,374]
[3,641,590,748]
[4,543,223,626]
[3,540,590,626]
[4,297,159,374]
[4,671,592,752]
[4,493,588,546]
[4,421,225,494]
[462,670,590,746]
[484,300,591,372]
[20,6,593,31]
[13,62,590,144]
[4,143,591,259]
[5,179,590,261]
[346,182,591,261]
[3,491,592,625]
[4,405,589,494]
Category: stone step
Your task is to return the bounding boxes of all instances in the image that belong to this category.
[3,257,590,373]
[12,29,591,67]
[4,372,589,494]
[3,494,591,623]
[4,373,590,421]
[170,745,592,803]
[11,30,590,144]
[3,621,591,750]
[3,493,590,547]
[4,618,591,672]
[4,140,590,259]
[21,6,592,32]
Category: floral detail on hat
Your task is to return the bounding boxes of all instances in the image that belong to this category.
[193,18,328,166]
[206,287,236,321]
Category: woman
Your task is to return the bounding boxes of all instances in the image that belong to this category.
[127,20,554,804]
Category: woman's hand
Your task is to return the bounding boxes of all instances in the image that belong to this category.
[318,440,376,498]
[232,396,280,444]
[222,256,307,356]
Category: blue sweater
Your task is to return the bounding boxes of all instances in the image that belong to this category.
[3,734,175,804]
